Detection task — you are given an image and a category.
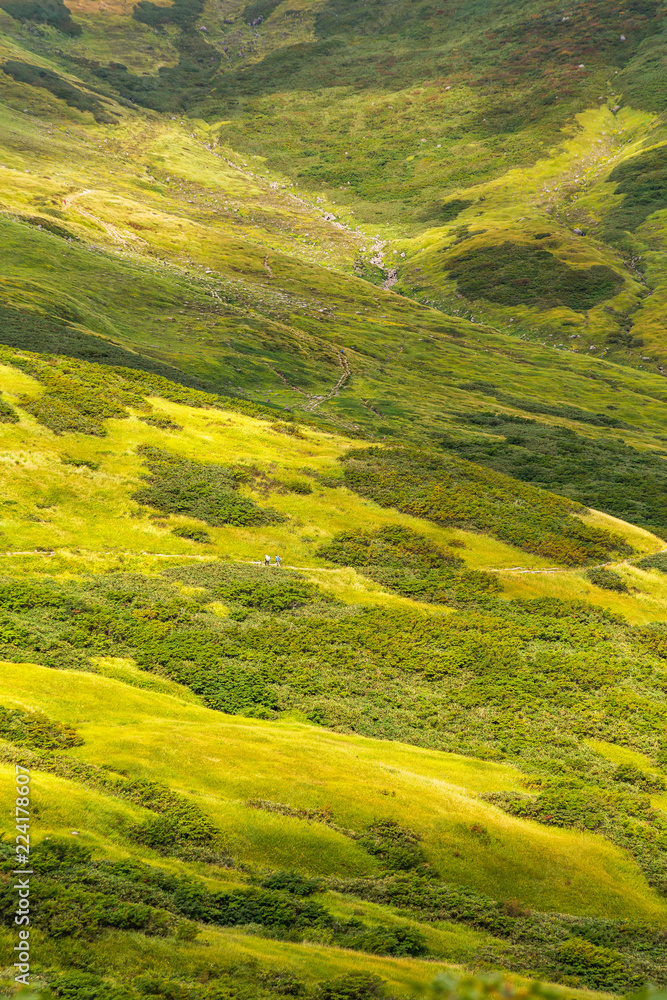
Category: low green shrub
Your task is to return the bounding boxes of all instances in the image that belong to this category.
[446,241,623,310]
[336,922,427,957]
[0,393,18,423]
[62,455,100,470]
[557,937,638,991]
[0,616,28,645]
[360,819,430,875]
[612,763,666,793]
[638,552,667,573]
[171,526,211,544]
[317,525,499,606]
[283,479,313,495]
[271,423,306,438]
[340,447,627,565]
[257,871,322,896]
[215,579,330,612]
[317,974,385,1000]
[48,970,138,1000]
[0,0,80,34]
[440,414,667,537]
[134,446,284,527]
[139,415,183,431]
[0,579,64,610]
[0,705,82,750]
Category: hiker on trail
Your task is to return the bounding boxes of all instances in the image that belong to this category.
[264,554,270,567]
[275,555,282,568]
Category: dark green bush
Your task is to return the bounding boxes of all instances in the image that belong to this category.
[360,819,429,874]
[317,974,386,1000]
[317,525,498,606]
[446,241,623,310]
[49,970,137,1000]
[557,937,638,991]
[0,394,18,423]
[172,526,211,544]
[612,763,666,793]
[338,922,427,956]
[638,552,667,573]
[134,446,284,527]
[62,456,100,471]
[0,616,29,645]
[0,0,80,34]
[586,567,629,592]
[0,580,64,611]
[0,705,82,750]
[283,479,313,495]
[139,415,183,431]
[215,579,328,612]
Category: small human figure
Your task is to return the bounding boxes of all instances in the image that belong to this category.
[275,555,282,568]
[264,554,270,567]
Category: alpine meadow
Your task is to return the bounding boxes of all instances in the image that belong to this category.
[2,0,667,999]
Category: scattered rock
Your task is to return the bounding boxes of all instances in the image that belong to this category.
[382,268,398,290]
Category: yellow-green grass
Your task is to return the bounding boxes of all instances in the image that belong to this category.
[498,560,667,625]
[0,760,159,858]
[90,655,206,703]
[0,370,590,571]
[193,927,615,1000]
[0,925,618,1000]
[3,372,667,621]
[2,660,666,924]
[395,104,663,357]
[578,509,664,556]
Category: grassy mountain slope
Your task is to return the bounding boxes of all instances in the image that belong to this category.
[0,376,666,997]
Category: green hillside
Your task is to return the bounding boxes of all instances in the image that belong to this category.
[2,0,667,997]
